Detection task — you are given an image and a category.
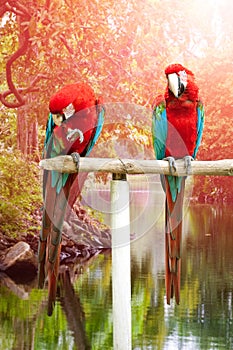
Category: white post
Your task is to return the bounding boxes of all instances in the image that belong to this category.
[111,174,132,350]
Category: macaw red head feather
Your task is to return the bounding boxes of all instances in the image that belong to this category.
[165,63,194,77]
[49,83,96,114]
[164,63,198,101]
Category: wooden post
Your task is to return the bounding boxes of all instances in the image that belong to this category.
[111,173,132,350]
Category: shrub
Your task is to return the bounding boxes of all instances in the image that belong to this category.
[0,150,42,237]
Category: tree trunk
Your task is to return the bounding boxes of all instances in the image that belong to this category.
[17,108,38,157]
[15,12,39,158]
[17,109,27,154]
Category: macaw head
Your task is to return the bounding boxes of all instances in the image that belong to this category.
[165,63,194,98]
[49,83,96,126]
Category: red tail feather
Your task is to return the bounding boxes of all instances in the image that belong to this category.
[164,177,185,304]
[47,242,61,316]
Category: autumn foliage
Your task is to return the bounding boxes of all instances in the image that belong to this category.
[0,0,233,205]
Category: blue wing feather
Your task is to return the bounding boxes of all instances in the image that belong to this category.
[193,100,205,159]
[44,113,55,152]
[85,105,105,156]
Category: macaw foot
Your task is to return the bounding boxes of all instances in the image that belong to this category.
[163,156,177,175]
[71,152,80,171]
[183,155,194,175]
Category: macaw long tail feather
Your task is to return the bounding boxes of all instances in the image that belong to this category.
[38,237,47,289]
[38,210,51,289]
[38,171,75,316]
[165,176,185,304]
[47,236,61,316]
[46,226,62,316]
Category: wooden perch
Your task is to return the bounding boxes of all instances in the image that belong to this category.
[39,157,233,176]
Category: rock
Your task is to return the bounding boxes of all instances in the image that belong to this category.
[0,272,29,299]
[0,241,37,271]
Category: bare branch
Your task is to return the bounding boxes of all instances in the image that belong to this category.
[6,0,30,17]
[0,1,48,108]
[0,91,25,108]
[5,30,29,105]
[59,34,74,55]
[0,3,8,17]
[0,74,48,108]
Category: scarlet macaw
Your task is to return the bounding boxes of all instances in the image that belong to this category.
[152,64,204,304]
[38,82,105,315]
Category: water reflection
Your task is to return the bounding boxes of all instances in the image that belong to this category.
[58,270,91,350]
[131,204,233,350]
[0,203,233,349]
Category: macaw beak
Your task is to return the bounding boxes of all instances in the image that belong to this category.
[167,73,180,98]
[167,72,187,98]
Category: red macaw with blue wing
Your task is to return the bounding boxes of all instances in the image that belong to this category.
[38,82,104,315]
[152,64,204,304]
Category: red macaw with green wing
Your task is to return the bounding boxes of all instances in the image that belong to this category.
[38,82,105,315]
[152,64,204,304]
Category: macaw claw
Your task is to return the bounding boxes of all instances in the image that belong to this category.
[183,155,194,175]
[163,156,177,175]
[71,152,80,171]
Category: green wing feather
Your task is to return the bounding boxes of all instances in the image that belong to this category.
[85,105,105,156]
[43,113,68,194]
[152,99,182,202]
[49,134,68,194]
[152,100,167,160]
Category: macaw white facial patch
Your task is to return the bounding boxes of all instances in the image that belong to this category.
[52,114,63,126]
[178,70,187,88]
[63,103,75,119]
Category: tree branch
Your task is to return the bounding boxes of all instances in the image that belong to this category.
[5,29,29,106]
[59,34,74,55]
[6,0,30,17]
[0,73,47,107]
[0,1,47,108]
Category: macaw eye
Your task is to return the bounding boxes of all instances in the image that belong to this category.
[178,77,185,96]
[63,103,75,119]
[177,70,187,96]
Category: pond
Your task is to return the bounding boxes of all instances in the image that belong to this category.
[0,176,233,349]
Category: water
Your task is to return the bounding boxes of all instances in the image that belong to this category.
[0,178,233,349]
[131,203,233,350]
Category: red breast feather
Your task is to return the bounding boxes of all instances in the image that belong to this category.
[164,64,199,157]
